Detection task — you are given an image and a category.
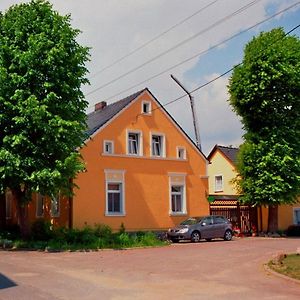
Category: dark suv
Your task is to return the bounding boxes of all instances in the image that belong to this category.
[167,215,233,243]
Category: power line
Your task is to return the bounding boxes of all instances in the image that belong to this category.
[85,0,263,97]
[88,0,220,80]
[86,1,299,109]
[143,22,300,116]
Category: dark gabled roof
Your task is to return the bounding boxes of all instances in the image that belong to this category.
[85,87,207,161]
[86,89,146,136]
[208,145,239,166]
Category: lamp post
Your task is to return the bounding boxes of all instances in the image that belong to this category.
[170,74,202,150]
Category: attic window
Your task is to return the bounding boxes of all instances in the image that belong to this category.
[177,147,186,160]
[142,101,151,115]
[215,175,223,192]
[104,140,114,154]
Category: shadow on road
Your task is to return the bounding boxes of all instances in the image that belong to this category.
[0,273,17,290]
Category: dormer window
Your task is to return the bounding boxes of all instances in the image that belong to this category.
[104,140,114,154]
[142,101,151,115]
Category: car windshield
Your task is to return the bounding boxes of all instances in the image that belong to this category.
[180,217,203,225]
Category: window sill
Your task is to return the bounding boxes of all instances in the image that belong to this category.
[169,212,187,217]
[105,213,126,217]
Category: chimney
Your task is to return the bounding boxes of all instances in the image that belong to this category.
[95,101,107,111]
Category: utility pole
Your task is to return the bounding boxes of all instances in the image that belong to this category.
[170,74,202,150]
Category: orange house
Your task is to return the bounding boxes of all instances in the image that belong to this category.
[3,190,70,229]
[72,88,209,231]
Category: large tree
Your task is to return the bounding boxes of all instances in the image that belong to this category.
[0,0,89,235]
[228,28,300,232]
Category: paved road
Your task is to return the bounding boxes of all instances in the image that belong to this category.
[0,237,299,299]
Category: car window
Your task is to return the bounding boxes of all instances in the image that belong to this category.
[180,217,203,225]
[214,216,226,224]
[202,217,213,225]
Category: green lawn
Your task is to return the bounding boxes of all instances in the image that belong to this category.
[269,254,300,280]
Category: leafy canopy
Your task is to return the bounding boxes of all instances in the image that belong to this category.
[0,0,90,197]
[228,28,300,205]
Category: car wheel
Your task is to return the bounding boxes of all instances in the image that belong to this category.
[224,230,232,241]
[205,238,212,242]
[191,231,201,243]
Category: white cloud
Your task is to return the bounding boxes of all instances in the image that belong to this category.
[1,0,297,155]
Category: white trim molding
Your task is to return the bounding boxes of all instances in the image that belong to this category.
[176,146,186,160]
[214,174,223,192]
[104,169,126,216]
[126,129,143,156]
[103,140,114,155]
[150,132,166,158]
[141,100,152,115]
[168,173,187,216]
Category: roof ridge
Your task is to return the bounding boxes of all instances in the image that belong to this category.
[87,88,146,117]
[217,144,238,150]
[86,88,147,136]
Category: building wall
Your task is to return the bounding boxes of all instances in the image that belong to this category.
[5,190,70,229]
[208,150,237,196]
[258,202,300,232]
[73,91,209,231]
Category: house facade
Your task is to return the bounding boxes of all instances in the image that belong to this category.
[72,88,209,231]
[208,145,300,232]
[3,189,70,229]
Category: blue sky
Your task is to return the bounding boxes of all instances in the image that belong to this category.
[1,0,299,154]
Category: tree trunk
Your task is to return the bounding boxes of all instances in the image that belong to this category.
[12,189,30,238]
[0,193,6,230]
[267,205,278,233]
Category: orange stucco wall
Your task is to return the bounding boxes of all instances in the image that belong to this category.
[258,202,300,232]
[5,191,70,229]
[73,90,209,231]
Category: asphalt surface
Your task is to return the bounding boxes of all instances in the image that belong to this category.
[0,237,299,299]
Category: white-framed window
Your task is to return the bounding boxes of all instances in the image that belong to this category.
[51,194,60,217]
[169,173,187,215]
[127,130,142,156]
[141,101,151,115]
[105,170,126,216]
[107,183,122,214]
[171,185,184,212]
[293,208,300,225]
[36,194,44,217]
[177,146,186,160]
[151,133,165,157]
[103,140,114,154]
[215,175,223,192]
[5,190,12,219]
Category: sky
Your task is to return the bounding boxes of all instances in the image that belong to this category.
[1,0,299,155]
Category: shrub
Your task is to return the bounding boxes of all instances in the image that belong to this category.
[286,225,300,237]
[139,232,158,246]
[31,219,52,241]
[119,222,126,234]
[94,223,112,238]
[117,233,132,247]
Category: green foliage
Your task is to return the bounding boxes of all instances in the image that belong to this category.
[0,224,166,250]
[0,0,89,198]
[119,222,126,234]
[228,28,300,206]
[30,219,52,241]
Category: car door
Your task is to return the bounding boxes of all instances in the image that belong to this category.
[199,216,214,239]
[213,216,227,238]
